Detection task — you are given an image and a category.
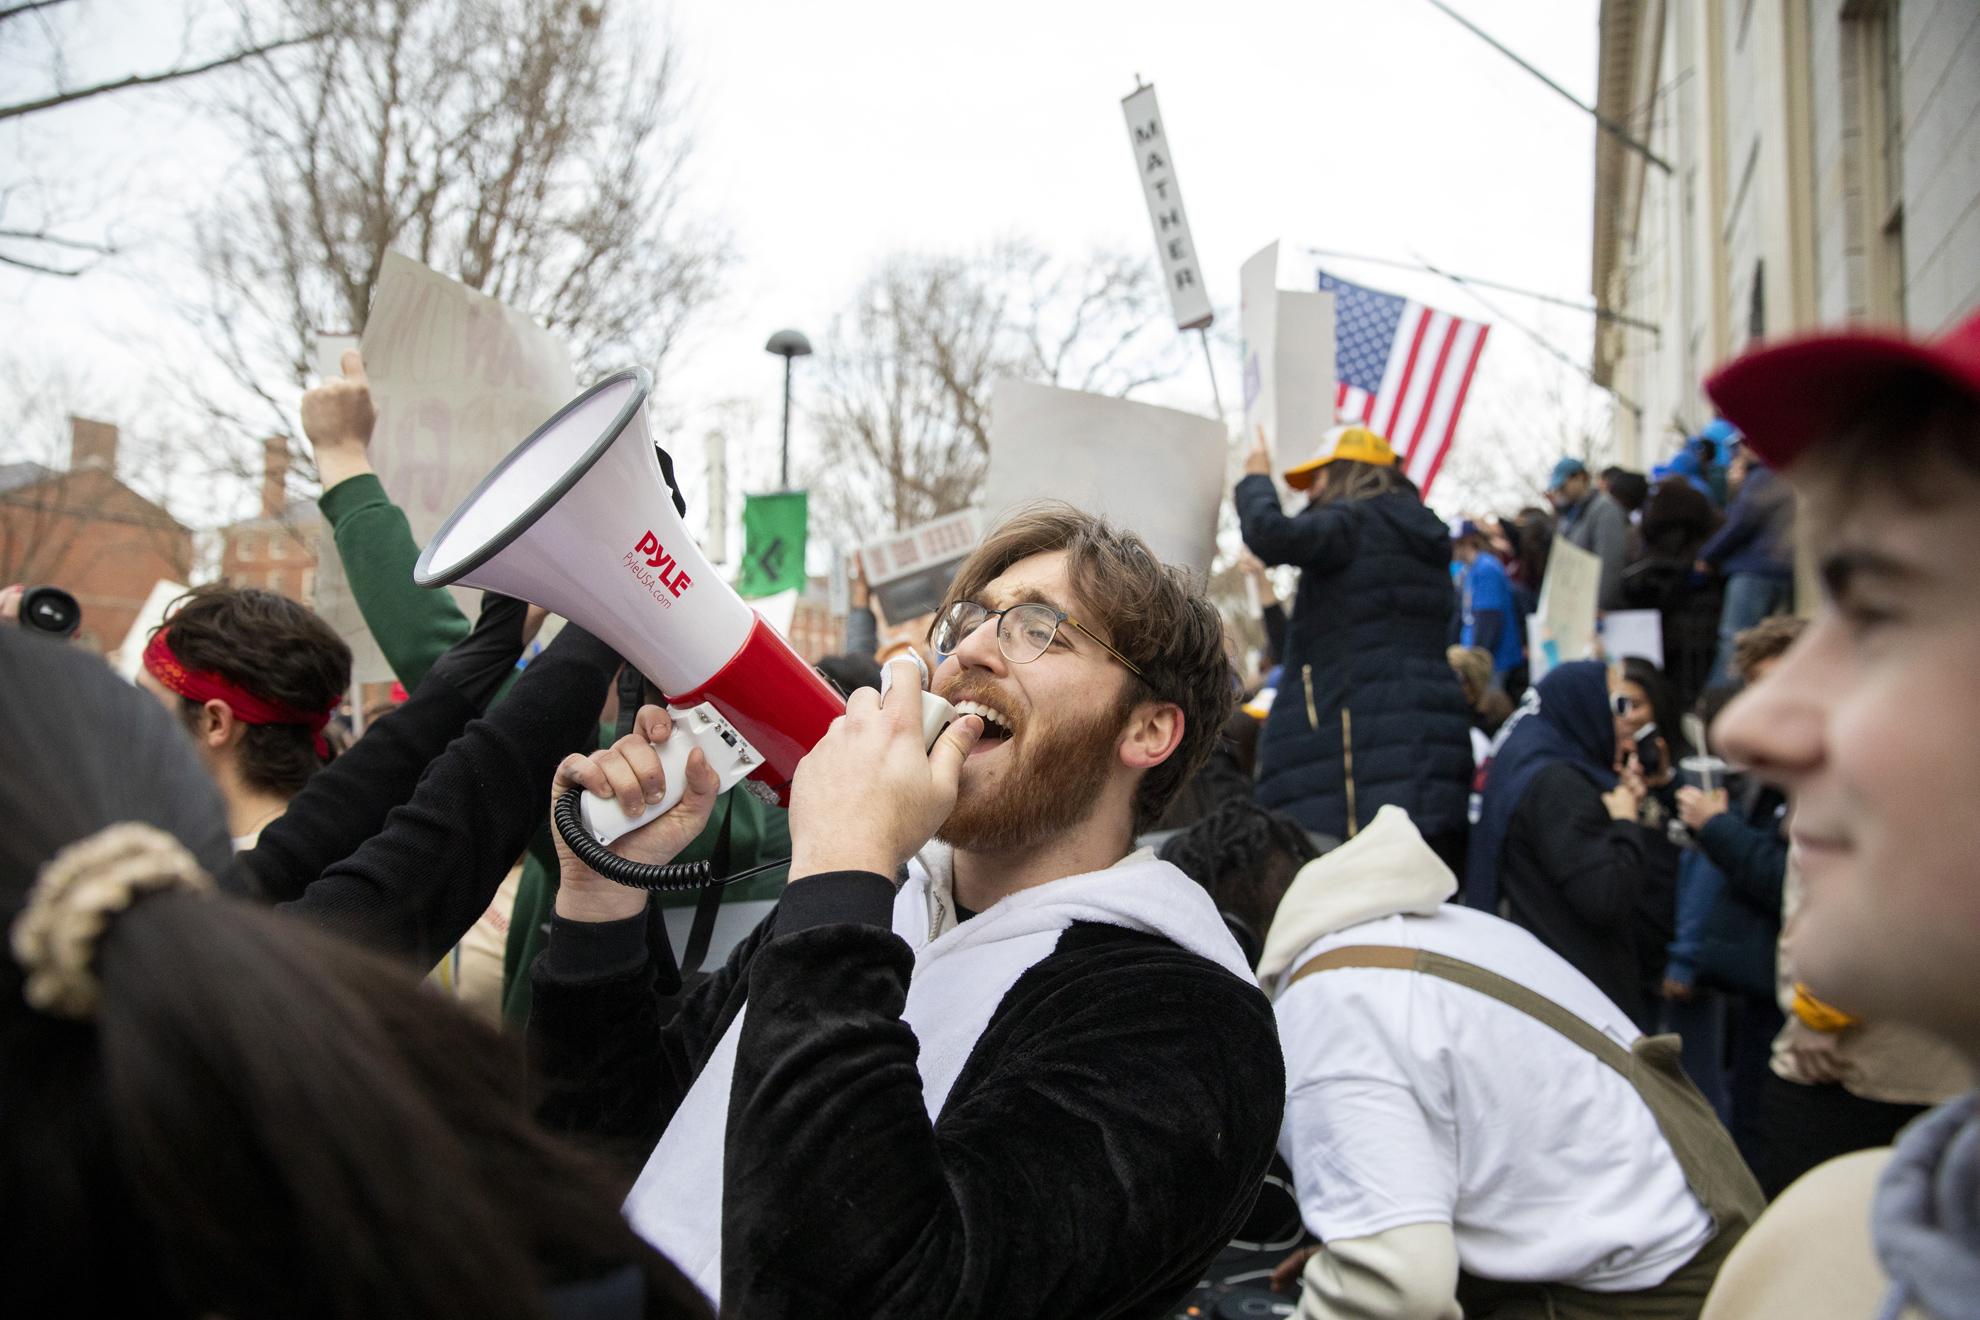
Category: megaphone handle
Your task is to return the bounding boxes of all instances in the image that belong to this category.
[579,736,694,846]
[921,690,955,750]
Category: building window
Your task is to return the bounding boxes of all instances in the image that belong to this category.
[1848,0,1907,324]
[269,530,287,560]
[238,531,258,562]
[301,568,315,600]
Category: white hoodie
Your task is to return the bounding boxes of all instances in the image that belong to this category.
[1265,804,1713,1298]
[623,842,1252,1304]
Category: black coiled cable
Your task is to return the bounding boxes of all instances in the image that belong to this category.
[552,787,791,891]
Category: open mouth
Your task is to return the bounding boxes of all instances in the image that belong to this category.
[951,698,1015,742]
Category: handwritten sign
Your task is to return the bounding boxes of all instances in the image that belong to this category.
[1530,535,1601,678]
[1122,84,1214,331]
[856,508,983,627]
[315,251,575,684]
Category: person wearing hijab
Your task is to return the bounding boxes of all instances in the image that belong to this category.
[1465,660,1651,1024]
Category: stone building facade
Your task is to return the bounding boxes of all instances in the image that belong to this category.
[1593,0,1979,464]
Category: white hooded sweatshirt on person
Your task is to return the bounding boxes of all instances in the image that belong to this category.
[623,842,1254,1304]
[1267,805,1713,1313]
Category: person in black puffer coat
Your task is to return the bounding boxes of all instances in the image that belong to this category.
[1234,425,1473,872]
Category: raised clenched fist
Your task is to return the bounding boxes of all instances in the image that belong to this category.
[300,349,378,490]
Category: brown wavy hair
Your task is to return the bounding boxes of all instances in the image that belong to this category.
[160,584,352,796]
[936,502,1235,833]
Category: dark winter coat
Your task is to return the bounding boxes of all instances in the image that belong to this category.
[1699,464,1795,581]
[1693,781,1788,1001]
[1234,475,1472,840]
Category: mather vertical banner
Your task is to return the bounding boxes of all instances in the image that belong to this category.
[738,491,808,599]
[1122,83,1213,331]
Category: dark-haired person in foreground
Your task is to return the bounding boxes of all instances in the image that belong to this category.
[1696,309,1980,1320]
[135,582,352,848]
[531,505,1284,1317]
[0,625,711,1320]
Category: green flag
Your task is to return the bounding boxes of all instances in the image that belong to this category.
[738,490,808,598]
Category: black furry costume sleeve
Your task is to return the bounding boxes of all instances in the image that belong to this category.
[276,624,622,966]
[531,872,1285,1320]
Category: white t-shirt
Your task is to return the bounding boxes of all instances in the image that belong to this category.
[1274,905,1714,1292]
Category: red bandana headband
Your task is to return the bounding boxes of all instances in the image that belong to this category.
[142,629,336,759]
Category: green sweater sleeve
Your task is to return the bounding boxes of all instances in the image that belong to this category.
[318,473,471,690]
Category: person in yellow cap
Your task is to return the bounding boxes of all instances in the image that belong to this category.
[1279,424,1399,491]
[1234,426,1473,874]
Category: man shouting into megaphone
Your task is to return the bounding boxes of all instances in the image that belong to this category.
[530,504,1282,1317]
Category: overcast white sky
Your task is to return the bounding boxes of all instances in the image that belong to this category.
[2,0,1614,532]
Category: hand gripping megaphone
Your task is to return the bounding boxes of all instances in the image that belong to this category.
[414,368,951,869]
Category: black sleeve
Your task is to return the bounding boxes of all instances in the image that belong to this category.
[525,870,888,1173]
[1523,763,1645,931]
[1697,813,1788,918]
[527,903,778,1173]
[277,623,621,966]
[240,667,479,904]
[1262,601,1287,665]
[1471,607,1505,657]
[720,899,1283,1319]
[1234,473,1357,570]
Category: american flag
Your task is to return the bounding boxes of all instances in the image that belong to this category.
[1319,267,1490,496]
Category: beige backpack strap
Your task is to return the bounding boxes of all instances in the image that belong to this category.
[1284,942,1766,1236]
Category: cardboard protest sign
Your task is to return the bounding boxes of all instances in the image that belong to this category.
[1240,242,1337,479]
[1530,536,1601,678]
[983,379,1224,577]
[1599,609,1664,668]
[315,251,576,685]
[856,508,983,627]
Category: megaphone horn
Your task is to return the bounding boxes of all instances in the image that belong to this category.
[415,368,847,815]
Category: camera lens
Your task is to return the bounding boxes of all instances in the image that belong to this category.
[19,586,82,637]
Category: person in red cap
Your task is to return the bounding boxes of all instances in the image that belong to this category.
[1697,309,1980,1320]
[136,584,351,849]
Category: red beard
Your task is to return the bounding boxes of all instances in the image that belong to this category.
[936,676,1132,854]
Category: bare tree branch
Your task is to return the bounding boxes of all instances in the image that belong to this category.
[0,248,83,275]
[0,29,328,122]
[807,241,1190,544]
[0,0,80,24]
[173,0,730,494]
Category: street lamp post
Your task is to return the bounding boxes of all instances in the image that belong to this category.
[765,328,813,490]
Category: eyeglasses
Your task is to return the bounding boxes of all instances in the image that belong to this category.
[1610,691,1642,718]
[929,600,1143,677]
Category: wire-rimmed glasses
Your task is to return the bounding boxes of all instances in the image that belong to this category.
[929,600,1142,677]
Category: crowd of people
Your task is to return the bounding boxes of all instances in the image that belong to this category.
[3,310,1977,1320]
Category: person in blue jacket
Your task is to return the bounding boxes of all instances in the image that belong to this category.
[1235,424,1473,874]
[1696,438,1796,682]
[1453,521,1523,684]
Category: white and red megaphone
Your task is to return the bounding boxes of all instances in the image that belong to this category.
[415,368,948,848]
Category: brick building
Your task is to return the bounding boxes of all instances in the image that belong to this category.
[1593,0,1980,463]
[0,417,194,654]
[220,437,321,605]
[786,581,848,664]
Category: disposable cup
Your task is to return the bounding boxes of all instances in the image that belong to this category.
[1678,755,1730,794]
